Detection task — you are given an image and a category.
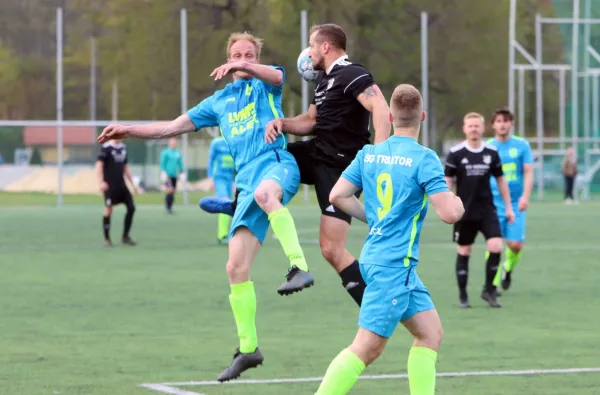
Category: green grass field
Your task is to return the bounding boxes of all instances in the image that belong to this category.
[1,192,599,395]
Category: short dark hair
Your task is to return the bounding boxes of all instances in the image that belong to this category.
[491,108,514,124]
[310,24,347,51]
[390,84,423,128]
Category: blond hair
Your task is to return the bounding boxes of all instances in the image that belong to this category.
[226,32,263,58]
[390,84,423,128]
[463,112,484,123]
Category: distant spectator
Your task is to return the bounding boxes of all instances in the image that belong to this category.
[561,147,578,204]
[0,153,4,164]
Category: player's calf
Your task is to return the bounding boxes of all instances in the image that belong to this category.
[320,216,366,306]
[254,179,314,295]
[219,229,263,382]
[403,310,443,395]
[103,206,113,246]
[481,238,502,307]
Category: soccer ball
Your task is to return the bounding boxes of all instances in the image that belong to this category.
[297,47,319,82]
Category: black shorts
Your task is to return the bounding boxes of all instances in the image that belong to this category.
[452,208,502,245]
[287,140,360,224]
[103,185,134,208]
[165,177,177,190]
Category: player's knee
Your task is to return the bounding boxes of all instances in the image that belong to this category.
[253,183,282,211]
[127,203,136,214]
[320,238,343,265]
[415,323,444,351]
[487,238,503,253]
[457,245,472,256]
[507,241,523,253]
[226,257,250,283]
[104,206,112,216]
[349,341,384,366]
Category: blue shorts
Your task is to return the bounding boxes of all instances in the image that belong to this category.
[359,264,435,338]
[214,178,234,199]
[230,150,300,243]
[499,209,526,242]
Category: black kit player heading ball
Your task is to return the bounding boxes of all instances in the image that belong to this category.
[287,55,375,223]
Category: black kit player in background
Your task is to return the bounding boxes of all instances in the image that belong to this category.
[264,23,391,306]
[444,113,514,309]
[95,139,139,247]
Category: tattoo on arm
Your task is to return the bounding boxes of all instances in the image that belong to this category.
[362,86,377,98]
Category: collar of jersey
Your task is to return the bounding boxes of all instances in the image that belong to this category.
[326,55,349,74]
[389,135,416,142]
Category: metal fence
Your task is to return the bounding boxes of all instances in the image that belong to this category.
[2,2,600,204]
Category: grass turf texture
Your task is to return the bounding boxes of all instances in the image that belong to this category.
[1,193,598,394]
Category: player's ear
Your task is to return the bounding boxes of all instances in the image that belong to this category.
[421,111,426,122]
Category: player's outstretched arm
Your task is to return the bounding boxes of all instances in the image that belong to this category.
[429,192,464,224]
[211,61,283,86]
[265,104,316,143]
[97,114,197,143]
[282,104,317,135]
[356,84,391,144]
[329,178,367,223]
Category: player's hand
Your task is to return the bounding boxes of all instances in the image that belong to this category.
[132,186,139,196]
[98,124,130,143]
[207,178,214,192]
[506,208,516,224]
[210,61,247,81]
[179,172,187,182]
[265,119,283,144]
[99,181,109,192]
[518,196,529,211]
[160,171,167,183]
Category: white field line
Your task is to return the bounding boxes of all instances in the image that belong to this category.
[139,367,600,393]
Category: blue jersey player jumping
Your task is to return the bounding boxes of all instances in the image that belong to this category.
[206,136,235,244]
[487,108,534,291]
[97,32,314,382]
[315,85,464,395]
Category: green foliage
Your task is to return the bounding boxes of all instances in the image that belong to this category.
[0,0,567,143]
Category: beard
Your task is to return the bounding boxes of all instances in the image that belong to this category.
[312,56,325,71]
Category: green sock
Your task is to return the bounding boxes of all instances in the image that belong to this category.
[407,347,438,395]
[505,247,522,272]
[218,213,230,240]
[228,282,258,353]
[316,348,365,395]
[268,207,308,271]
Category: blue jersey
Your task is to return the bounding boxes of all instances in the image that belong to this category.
[487,136,533,205]
[160,147,184,178]
[342,136,449,267]
[187,66,287,175]
[207,137,234,180]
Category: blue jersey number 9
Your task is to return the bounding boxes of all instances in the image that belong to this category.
[376,172,393,220]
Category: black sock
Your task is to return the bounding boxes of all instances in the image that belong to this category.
[339,260,366,307]
[103,216,110,240]
[456,254,470,299]
[123,206,135,238]
[166,193,174,210]
[486,252,501,293]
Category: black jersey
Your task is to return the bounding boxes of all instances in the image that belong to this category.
[444,142,503,220]
[97,141,128,187]
[311,56,375,168]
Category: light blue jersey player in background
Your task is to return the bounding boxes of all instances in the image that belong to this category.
[206,136,235,244]
[97,32,314,383]
[315,85,464,395]
[487,108,534,291]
